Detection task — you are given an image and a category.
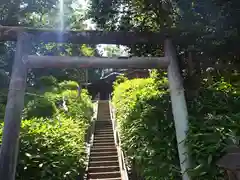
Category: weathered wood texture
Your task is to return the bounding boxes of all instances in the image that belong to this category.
[217,147,240,180]
[25,55,169,69]
[0,26,167,45]
[0,33,32,180]
[165,39,190,180]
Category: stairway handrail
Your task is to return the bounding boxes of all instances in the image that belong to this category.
[109,100,129,180]
[84,100,98,180]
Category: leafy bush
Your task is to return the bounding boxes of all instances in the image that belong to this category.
[35,76,58,92]
[0,116,88,180]
[113,74,128,88]
[59,81,79,91]
[37,76,58,87]
[186,85,240,179]
[0,91,7,120]
[112,78,181,180]
[62,89,93,122]
[44,92,62,105]
[113,76,240,180]
[44,86,93,120]
[24,97,57,119]
[0,79,94,179]
[0,104,5,120]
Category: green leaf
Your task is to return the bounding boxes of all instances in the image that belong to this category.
[207,155,212,165]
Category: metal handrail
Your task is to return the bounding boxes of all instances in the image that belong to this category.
[109,101,129,180]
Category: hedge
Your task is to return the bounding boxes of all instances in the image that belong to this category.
[37,75,58,88]
[0,80,93,180]
[113,76,240,180]
[16,116,87,180]
[58,81,79,91]
[23,97,57,119]
[186,82,240,179]
[112,78,181,180]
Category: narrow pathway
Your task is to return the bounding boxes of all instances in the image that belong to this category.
[87,101,121,180]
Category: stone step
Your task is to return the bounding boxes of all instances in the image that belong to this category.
[94,133,114,137]
[95,122,112,124]
[91,146,116,151]
[88,171,121,179]
[93,142,115,147]
[98,112,110,114]
[88,166,120,173]
[95,126,112,128]
[94,130,113,134]
[95,121,112,123]
[91,147,116,153]
[89,178,121,180]
[95,123,112,125]
[90,155,118,162]
[89,160,119,167]
[90,151,117,157]
[96,119,112,121]
[95,128,113,131]
[95,127,113,129]
[94,135,114,139]
[95,124,112,126]
[93,141,115,144]
[94,129,113,132]
[94,130,114,133]
[94,136,114,140]
[95,125,112,127]
[93,137,115,142]
[98,107,109,109]
[97,118,111,120]
[95,132,113,134]
[95,127,112,129]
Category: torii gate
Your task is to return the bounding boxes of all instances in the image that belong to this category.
[0,26,190,180]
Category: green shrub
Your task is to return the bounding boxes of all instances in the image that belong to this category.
[186,86,240,180]
[112,78,181,180]
[59,81,79,91]
[0,81,94,179]
[0,104,5,120]
[62,89,93,122]
[36,76,58,87]
[113,77,240,180]
[24,97,57,119]
[0,91,7,120]
[44,92,62,104]
[0,116,88,180]
[44,88,93,120]
[113,74,128,88]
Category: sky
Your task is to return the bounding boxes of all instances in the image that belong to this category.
[78,0,88,8]
[75,0,129,57]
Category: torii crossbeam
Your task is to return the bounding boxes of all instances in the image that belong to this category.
[0,27,190,180]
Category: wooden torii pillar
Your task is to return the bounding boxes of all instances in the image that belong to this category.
[0,26,190,180]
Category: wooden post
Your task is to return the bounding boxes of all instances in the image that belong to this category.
[0,32,32,180]
[86,69,89,84]
[217,147,240,180]
[164,39,191,180]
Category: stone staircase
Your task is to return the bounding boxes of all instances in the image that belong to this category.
[87,101,121,180]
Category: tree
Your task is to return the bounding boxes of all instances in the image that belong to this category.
[87,0,240,97]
